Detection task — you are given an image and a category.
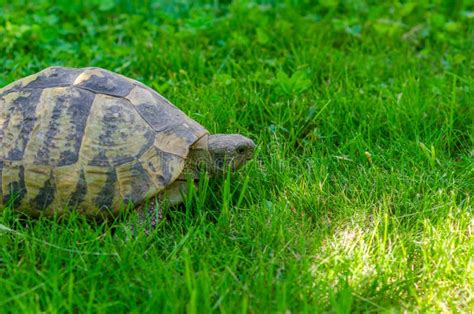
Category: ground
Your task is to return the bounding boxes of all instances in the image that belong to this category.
[0,1,473,312]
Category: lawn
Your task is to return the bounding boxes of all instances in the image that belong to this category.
[0,1,473,312]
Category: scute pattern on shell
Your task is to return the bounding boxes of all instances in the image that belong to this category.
[0,66,208,217]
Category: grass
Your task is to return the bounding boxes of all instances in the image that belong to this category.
[0,0,473,312]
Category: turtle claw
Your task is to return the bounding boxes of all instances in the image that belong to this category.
[130,200,163,237]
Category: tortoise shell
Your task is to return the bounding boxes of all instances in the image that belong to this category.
[0,66,208,217]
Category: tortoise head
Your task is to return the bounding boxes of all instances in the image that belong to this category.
[206,134,255,175]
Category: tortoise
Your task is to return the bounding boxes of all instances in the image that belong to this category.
[0,66,255,230]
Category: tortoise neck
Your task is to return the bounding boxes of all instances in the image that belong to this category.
[184,134,213,177]
[191,134,210,151]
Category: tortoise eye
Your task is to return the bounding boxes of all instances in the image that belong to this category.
[236,146,246,154]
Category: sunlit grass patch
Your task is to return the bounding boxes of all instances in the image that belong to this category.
[309,207,472,312]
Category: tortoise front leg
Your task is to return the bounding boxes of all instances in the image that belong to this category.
[131,198,163,236]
